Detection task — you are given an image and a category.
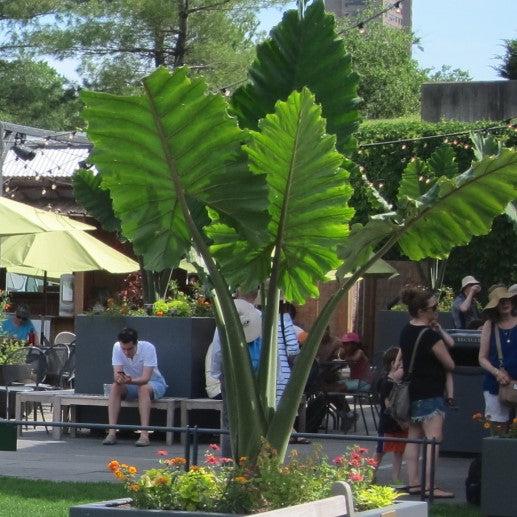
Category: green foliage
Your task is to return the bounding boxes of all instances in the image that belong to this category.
[0,335,27,365]
[82,66,269,272]
[0,58,80,130]
[110,445,381,513]
[231,0,361,154]
[354,485,401,512]
[427,65,473,83]
[210,88,354,303]
[0,0,289,93]
[72,170,121,234]
[494,39,517,80]
[335,19,427,119]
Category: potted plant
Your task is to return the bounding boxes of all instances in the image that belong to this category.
[70,446,427,516]
[0,335,31,385]
[75,0,517,513]
[474,413,517,516]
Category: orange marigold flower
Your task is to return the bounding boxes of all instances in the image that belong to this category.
[114,470,126,480]
[239,456,248,464]
[107,460,120,472]
[234,476,249,484]
[483,422,491,429]
[156,476,169,485]
[129,483,141,492]
[128,466,138,475]
[164,457,186,466]
[513,417,517,424]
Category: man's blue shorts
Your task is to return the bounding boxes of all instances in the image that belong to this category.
[124,378,167,401]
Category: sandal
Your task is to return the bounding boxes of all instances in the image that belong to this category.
[135,436,150,447]
[289,436,311,444]
[425,488,455,499]
[405,485,422,495]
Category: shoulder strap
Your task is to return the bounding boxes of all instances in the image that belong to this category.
[493,322,504,368]
[407,327,429,375]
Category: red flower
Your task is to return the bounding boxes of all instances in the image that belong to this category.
[350,472,364,482]
[349,457,361,468]
[205,454,220,465]
[209,443,221,451]
[366,458,378,467]
[156,449,168,456]
[333,455,345,466]
[357,447,368,454]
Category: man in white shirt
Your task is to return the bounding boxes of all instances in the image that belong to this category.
[102,328,168,446]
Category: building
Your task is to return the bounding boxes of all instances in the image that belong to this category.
[324,0,412,30]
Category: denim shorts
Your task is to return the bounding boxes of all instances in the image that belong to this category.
[410,397,445,423]
[124,377,167,401]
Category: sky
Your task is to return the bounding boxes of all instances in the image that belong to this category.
[260,0,517,81]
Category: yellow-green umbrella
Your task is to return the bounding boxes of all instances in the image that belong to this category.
[0,197,95,235]
[6,265,61,282]
[0,230,139,274]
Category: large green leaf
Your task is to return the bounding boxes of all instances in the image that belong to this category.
[72,170,121,234]
[396,158,426,206]
[427,144,458,178]
[81,66,269,271]
[399,149,517,260]
[231,0,360,154]
[209,88,354,303]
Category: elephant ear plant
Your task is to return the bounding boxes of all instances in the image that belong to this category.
[81,0,517,462]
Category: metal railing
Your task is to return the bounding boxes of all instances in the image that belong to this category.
[0,418,438,503]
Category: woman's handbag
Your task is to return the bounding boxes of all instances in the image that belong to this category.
[387,327,428,424]
[494,324,517,406]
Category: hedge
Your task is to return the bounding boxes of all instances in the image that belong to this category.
[349,118,517,293]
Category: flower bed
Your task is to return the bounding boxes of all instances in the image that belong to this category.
[103,445,399,514]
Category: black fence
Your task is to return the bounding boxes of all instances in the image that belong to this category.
[0,418,439,504]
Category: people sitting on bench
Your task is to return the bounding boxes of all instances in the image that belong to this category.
[102,327,168,447]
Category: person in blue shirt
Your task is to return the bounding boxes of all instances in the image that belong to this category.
[1,304,38,345]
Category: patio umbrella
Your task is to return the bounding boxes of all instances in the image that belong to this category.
[0,230,139,274]
[0,197,95,235]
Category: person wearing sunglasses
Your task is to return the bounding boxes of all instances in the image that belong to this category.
[0,303,38,346]
[395,285,455,499]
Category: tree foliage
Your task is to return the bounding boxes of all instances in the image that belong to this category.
[494,39,517,80]
[0,58,81,129]
[0,0,289,93]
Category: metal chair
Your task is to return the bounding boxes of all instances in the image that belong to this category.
[54,331,76,347]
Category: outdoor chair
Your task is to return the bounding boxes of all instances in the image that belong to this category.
[54,331,76,347]
[44,344,70,387]
[57,344,76,389]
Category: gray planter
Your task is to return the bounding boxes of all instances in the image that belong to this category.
[75,315,215,398]
[69,498,427,517]
[482,437,517,517]
[69,499,236,516]
[355,500,427,517]
[0,364,32,385]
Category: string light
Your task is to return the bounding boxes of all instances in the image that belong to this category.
[51,183,57,190]
[339,0,407,35]
[41,188,47,195]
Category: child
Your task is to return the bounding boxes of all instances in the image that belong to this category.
[375,347,408,484]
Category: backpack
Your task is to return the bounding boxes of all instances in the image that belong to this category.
[465,457,482,506]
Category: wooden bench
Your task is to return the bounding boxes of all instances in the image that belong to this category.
[55,394,185,445]
[179,398,223,445]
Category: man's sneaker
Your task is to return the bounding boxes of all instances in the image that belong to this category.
[102,434,117,445]
[135,435,150,447]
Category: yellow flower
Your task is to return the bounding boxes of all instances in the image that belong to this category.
[129,483,141,492]
[114,470,126,480]
[234,476,249,484]
[164,457,186,466]
[128,466,138,475]
[483,422,491,429]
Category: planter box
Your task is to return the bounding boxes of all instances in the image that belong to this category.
[356,500,427,516]
[482,437,517,517]
[75,315,215,398]
[69,498,427,517]
[0,364,32,385]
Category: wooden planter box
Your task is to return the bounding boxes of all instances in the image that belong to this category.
[482,437,517,517]
[74,315,215,398]
[69,497,427,517]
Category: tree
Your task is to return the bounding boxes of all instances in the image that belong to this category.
[494,39,517,80]
[81,0,517,462]
[0,58,81,129]
[427,64,472,83]
[0,0,289,93]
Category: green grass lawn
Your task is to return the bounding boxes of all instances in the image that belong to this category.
[430,503,481,516]
[0,476,482,517]
[0,477,124,517]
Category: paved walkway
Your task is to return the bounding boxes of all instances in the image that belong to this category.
[0,427,471,504]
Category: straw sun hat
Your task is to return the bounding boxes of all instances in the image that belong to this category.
[508,284,517,298]
[484,286,512,311]
[233,299,262,343]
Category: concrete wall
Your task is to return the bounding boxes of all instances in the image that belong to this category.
[421,80,517,122]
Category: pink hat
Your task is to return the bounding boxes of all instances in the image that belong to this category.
[341,331,361,343]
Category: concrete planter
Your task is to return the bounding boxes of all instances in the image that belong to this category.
[481,437,517,517]
[355,500,427,516]
[69,498,427,517]
[75,315,215,398]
